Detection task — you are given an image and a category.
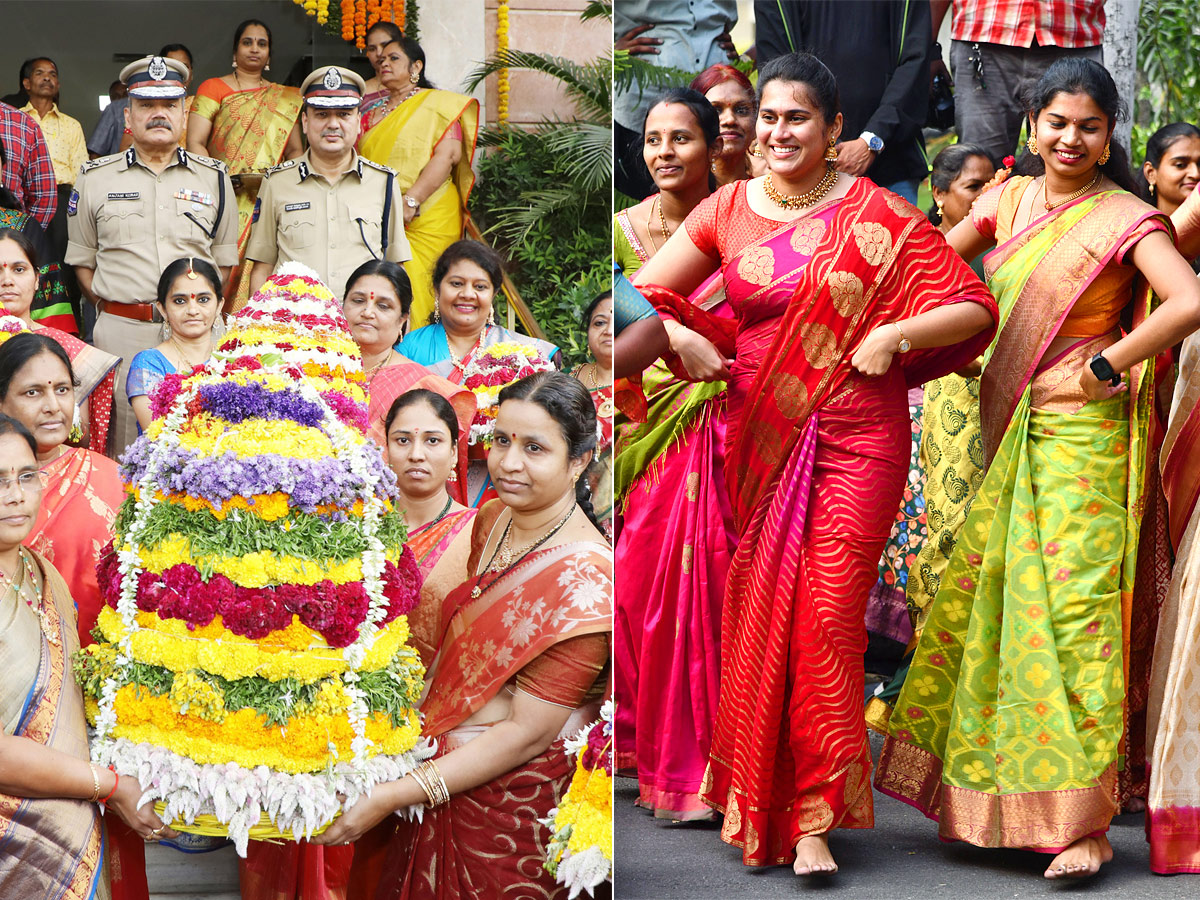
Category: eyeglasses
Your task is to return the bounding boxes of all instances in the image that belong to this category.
[0,471,46,497]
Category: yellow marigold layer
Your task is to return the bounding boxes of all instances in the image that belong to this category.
[111,686,421,773]
[147,415,344,460]
[134,534,395,588]
[136,489,373,523]
[559,758,613,859]
[225,325,360,359]
[95,606,411,682]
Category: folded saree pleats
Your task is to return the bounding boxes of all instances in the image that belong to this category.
[878,389,1132,849]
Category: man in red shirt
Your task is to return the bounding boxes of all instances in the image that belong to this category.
[933,0,1104,164]
[0,101,57,228]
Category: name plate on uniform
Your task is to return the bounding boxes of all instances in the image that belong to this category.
[284,202,311,212]
[107,192,140,200]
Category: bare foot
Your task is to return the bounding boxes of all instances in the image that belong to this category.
[793,834,838,876]
[1043,834,1113,879]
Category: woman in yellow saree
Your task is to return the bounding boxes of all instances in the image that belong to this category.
[359,37,479,328]
[187,18,302,310]
[875,59,1200,880]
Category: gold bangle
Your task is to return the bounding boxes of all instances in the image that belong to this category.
[88,763,101,804]
[417,760,449,807]
[409,765,438,807]
[425,760,449,807]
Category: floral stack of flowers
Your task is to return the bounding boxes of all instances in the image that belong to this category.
[542,700,613,898]
[0,314,27,343]
[75,264,430,854]
[461,341,555,449]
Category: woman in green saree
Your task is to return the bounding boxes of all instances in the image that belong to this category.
[359,37,479,328]
[875,59,1200,879]
[187,18,303,310]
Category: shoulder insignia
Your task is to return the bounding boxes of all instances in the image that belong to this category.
[266,159,298,176]
[187,152,228,174]
[81,153,120,173]
[252,197,261,224]
[67,188,79,217]
[360,158,395,176]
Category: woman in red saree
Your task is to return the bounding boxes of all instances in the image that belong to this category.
[632,53,997,875]
[384,389,478,667]
[0,229,118,453]
[0,415,172,900]
[187,19,302,309]
[319,372,611,900]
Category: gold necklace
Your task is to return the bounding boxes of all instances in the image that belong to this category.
[472,503,577,599]
[364,349,392,383]
[232,67,264,91]
[171,336,207,372]
[645,196,663,254]
[1043,171,1101,211]
[657,195,672,240]
[763,165,838,210]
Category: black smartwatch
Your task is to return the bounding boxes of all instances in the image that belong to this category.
[1089,352,1120,386]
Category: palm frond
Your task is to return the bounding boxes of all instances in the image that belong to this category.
[465,51,610,121]
[541,122,612,192]
[580,0,612,23]
[481,187,596,244]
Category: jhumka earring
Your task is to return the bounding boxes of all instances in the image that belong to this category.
[1098,142,1111,165]
[825,137,838,162]
[487,306,496,326]
[1027,134,1038,155]
[935,200,945,221]
[446,469,458,483]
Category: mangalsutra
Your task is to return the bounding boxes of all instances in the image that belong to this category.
[0,548,58,646]
[471,504,577,598]
[763,164,838,210]
[171,335,208,372]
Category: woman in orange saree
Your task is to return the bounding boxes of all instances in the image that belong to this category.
[632,53,997,875]
[875,59,1200,879]
[320,372,611,900]
[0,415,173,900]
[187,19,302,310]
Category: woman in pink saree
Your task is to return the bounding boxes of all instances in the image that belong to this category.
[632,53,997,875]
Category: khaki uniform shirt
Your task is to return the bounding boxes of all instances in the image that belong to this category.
[65,147,238,303]
[20,103,87,185]
[245,149,411,296]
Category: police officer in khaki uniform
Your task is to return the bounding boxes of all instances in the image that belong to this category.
[66,55,237,454]
[246,66,410,298]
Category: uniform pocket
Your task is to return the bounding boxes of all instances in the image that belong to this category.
[98,201,148,244]
[280,211,316,250]
[348,204,382,256]
[175,197,217,239]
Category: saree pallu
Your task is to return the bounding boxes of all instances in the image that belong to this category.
[25,448,124,647]
[877,190,1163,851]
[649,180,996,865]
[1147,331,1200,872]
[366,359,477,506]
[405,507,477,667]
[0,551,108,900]
[192,80,302,309]
[359,90,480,327]
[238,843,353,900]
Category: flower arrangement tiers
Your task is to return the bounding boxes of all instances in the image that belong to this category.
[77,264,430,854]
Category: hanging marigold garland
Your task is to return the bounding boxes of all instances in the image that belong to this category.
[496,0,510,124]
[295,0,413,47]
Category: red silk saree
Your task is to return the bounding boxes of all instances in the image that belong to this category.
[643,179,995,865]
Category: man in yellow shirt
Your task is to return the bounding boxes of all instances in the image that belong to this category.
[20,56,87,312]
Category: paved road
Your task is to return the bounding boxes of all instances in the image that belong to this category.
[615,732,1195,899]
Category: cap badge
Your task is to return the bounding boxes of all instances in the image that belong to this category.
[323,68,342,90]
[148,57,168,81]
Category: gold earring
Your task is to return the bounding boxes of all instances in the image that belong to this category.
[447,469,458,483]
[824,138,838,162]
[432,305,441,323]
[936,200,945,220]
[487,306,495,326]
[410,72,419,85]
[1099,142,1111,165]
[1027,134,1038,155]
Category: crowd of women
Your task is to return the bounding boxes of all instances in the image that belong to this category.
[0,16,616,900]
[614,47,1200,883]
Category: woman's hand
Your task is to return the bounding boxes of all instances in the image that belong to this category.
[311,786,398,846]
[402,199,417,225]
[1079,360,1127,402]
[850,325,900,376]
[671,326,731,382]
[107,775,178,842]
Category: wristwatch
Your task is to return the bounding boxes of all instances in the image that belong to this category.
[893,322,911,353]
[405,196,419,210]
[860,131,884,154]
[1089,352,1121,386]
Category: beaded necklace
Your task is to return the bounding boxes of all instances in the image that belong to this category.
[0,547,58,646]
